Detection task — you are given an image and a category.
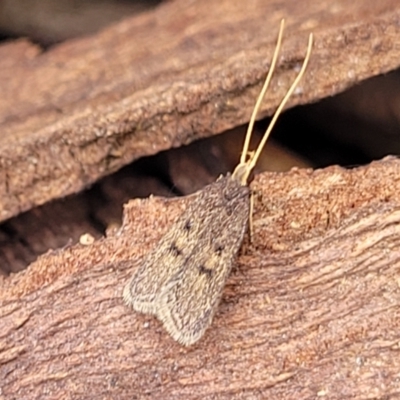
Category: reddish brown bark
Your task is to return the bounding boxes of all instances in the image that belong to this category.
[2,0,400,398]
[1,158,400,398]
[1,0,400,221]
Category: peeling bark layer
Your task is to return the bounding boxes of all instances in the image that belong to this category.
[1,0,400,221]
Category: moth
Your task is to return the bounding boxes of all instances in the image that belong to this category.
[124,20,313,346]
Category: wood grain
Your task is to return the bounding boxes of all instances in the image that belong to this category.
[1,0,400,221]
[1,157,400,398]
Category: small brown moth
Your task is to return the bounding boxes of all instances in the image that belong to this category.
[123,20,313,346]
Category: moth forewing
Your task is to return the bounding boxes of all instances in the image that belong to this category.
[123,189,213,315]
[124,175,250,345]
[155,176,250,346]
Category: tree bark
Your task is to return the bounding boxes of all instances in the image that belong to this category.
[1,0,400,221]
[1,157,400,399]
[2,0,400,398]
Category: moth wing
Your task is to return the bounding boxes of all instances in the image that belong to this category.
[123,194,211,315]
[155,195,249,346]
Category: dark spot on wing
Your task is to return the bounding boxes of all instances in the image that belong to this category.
[170,242,182,256]
[198,265,213,278]
[215,244,224,255]
[184,219,192,231]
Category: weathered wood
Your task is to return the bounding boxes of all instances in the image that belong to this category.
[1,0,400,222]
[1,157,400,399]
[2,0,400,397]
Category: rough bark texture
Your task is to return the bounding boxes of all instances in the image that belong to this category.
[2,0,400,398]
[1,157,400,399]
[1,0,400,222]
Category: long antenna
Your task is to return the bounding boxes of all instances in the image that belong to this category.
[247,33,313,172]
[233,29,313,185]
[240,19,285,164]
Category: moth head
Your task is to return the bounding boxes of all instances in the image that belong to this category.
[232,162,252,186]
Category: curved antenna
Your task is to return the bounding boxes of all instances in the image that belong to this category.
[247,32,313,174]
[240,19,285,164]
[232,31,313,187]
